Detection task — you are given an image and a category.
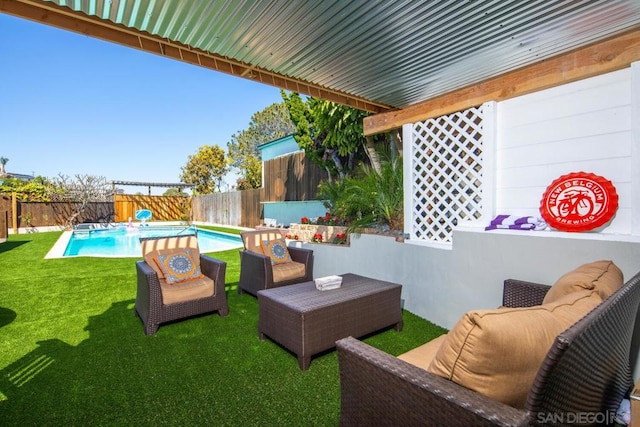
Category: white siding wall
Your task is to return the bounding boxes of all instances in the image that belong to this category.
[495,68,634,234]
[311,64,640,379]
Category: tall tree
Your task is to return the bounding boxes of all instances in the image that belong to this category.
[234,156,262,191]
[49,174,112,228]
[163,188,187,196]
[0,157,8,176]
[227,102,295,189]
[180,145,229,194]
[281,91,379,182]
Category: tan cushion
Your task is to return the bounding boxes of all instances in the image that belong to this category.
[543,260,623,304]
[141,235,201,279]
[272,261,306,283]
[160,275,214,305]
[153,249,204,284]
[427,289,602,409]
[241,230,285,254]
[260,238,293,265]
[398,334,448,370]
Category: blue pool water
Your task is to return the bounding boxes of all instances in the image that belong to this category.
[62,226,243,257]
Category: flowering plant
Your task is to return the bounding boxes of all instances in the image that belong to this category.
[333,232,347,244]
[311,233,323,243]
[316,211,339,226]
[301,216,309,224]
[285,234,299,240]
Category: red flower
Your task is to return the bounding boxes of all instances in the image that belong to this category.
[301,216,309,224]
[285,234,292,239]
[333,232,347,244]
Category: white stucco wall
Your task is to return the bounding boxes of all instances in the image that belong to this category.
[308,232,640,328]
[306,231,640,378]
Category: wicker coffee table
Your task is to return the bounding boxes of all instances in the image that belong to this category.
[257,273,403,370]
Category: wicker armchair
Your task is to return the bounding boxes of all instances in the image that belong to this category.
[337,270,640,426]
[238,229,313,296]
[135,234,228,335]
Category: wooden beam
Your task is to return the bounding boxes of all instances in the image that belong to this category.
[364,26,640,135]
[0,0,392,114]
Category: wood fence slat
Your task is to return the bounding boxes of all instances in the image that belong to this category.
[263,151,324,202]
[0,211,7,242]
[113,195,189,222]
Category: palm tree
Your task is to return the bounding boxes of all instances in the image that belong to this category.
[0,157,8,176]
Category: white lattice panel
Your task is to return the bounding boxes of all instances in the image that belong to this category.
[406,106,487,244]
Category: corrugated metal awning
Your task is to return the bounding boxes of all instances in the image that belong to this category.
[3,0,640,113]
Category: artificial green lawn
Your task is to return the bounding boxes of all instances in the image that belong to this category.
[0,230,446,426]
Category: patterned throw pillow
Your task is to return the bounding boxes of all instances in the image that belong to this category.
[260,238,292,265]
[153,249,204,285]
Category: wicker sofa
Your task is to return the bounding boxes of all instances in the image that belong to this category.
[337,261,640,426]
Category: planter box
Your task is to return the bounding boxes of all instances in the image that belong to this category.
[288,223,348,244]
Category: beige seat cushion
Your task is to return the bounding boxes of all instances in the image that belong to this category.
[160,276,215,305]
[272,261,306,283]
[141,235,201,279]
[427,289,602,409]
[543,260,623,304]
[398,334,448,370]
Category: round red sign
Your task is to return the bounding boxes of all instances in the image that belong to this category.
[539,172,618,232]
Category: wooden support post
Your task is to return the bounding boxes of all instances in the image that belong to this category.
[0,211,7,243]
[12,192,17,234]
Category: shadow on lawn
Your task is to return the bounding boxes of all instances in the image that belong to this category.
[0,299,141,423]
[0,241,28,254]
[0,292,254,425]
[0,307,17,328]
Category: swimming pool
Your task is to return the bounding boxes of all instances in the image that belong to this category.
[57,225,243,258]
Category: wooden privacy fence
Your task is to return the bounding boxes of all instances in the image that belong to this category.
[262,151,324,201]
[114,195,189,223]
[1,152,324,230]
[191,189,263,228]
[0,194,187,229]
[0,194,114,230]
[241,188,263,227]
[0,192,258,229]
[192,191,242,226]
[191,152,324,228]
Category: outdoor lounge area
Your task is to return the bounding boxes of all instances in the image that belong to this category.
[0,230,446,425]
[3,1,640,426]
[4,227,640,425]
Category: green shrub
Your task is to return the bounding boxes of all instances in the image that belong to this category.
[318,157,403,234]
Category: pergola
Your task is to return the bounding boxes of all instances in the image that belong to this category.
[2,0,640,136]
[111,180,194,196]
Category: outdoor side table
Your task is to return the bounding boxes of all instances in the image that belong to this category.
[257,273,403,370]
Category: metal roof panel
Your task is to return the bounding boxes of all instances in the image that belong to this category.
[37,0,640,108]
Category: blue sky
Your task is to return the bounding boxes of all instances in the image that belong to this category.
[0,13,285,194]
